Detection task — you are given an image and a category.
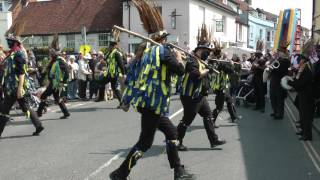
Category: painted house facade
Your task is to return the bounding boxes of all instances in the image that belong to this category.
[0,0,13,46]
[248,8,277,51]
[121,0,238,53]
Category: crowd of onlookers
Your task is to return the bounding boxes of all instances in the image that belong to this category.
[0,44,135,103]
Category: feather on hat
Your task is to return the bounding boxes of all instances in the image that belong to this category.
[132,0,169,41]
[49,34,61,57]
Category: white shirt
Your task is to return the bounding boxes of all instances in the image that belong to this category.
[77,59,91,81]
[68,62,79,81]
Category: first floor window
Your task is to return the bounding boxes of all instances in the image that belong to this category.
[267,31,271,42]
[99,33,110,47]
[66,34,75,49]
[42,36,49,46]
[216,20,224,32]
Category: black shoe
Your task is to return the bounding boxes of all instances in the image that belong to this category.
[60,114,70,119]
[211,139,226,148]
[260,109,265,113]
[178,144,188,151]
[274,116,283,120]
[109,169,127,180]
[296,131,303,136]
[299,136,312,141]
[270,113,275,117]
[32,126,44,136]
[174,165,195,180]
[95,99,103,102]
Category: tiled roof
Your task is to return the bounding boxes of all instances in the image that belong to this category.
[8,0,123,36]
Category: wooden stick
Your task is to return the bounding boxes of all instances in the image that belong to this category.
[113,25,219,74]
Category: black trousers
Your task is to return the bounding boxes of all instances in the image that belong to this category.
[253,82,265,109]
[78,80,87,99]
[0,94,42,136]
[118,108,181,177]
[297,94,314,139]
[212,90,237,122]
[177,96,218,145]
[37,83,69,117]
[97,76,121,103]
[89,79,98,99]
[270,81,287,118]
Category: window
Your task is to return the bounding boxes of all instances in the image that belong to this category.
[41,36,49,47]
[250,33,253,39]
[0,2,3,12]
[259,29,263,40]
[99,33,110,47]
[23,38,30,48]
[66,34,75,49]
[216,19,224,32]
[267,31,271,42]
[199,6,205,24]
[271,31,274,41]
[223,0,228,5]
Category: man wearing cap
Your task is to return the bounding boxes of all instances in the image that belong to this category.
[269,45,290,119]
[0,36,44,137]
[37,35,70,119]
[95,41,125,108]
[252,41,266,112]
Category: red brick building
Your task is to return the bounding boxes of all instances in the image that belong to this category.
[8,0,122,52]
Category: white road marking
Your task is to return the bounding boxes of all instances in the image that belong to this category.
[84,152,125,180]
[285,102,320,173]
[84,107,184,180]
[169,108,184,119]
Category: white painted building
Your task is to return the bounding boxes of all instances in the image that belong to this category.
[121,0,238,53]
[0,0,12,47]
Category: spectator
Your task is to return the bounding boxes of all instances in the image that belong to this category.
[78,52,92,100]
[67,55,79,100]
[89,50,99,99]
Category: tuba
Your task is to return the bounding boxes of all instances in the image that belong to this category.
[263,60,280,82]
[281,75,294,90]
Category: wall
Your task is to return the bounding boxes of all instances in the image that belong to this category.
[248,14,275,50]
[0,0,12,47]
[23,33,109,53]
[122,0,189,53]
[189,0,237,50]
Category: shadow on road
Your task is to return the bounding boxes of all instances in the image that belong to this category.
[236,102,320,180]
[0,134,34,140]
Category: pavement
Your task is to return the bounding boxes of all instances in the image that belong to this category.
[0,95,320,180]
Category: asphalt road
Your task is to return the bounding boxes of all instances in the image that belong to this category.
[0,96,320,180]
